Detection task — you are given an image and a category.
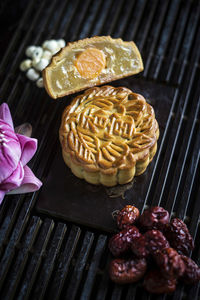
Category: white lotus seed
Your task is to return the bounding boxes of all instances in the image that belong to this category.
[20,59,32,72]
[42,50,52,60]
[32,60,38,69]
[26,68,40,81]
[34,58,49,71]
[42,40,50,49]
[57,39,66,48]
[32,47,43,62]
[25,46,36,57]
[42,40,60,54]
[36,77,44,88]
[52,47,61,55]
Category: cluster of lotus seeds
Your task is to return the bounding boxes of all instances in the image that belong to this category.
[20,39,66,88]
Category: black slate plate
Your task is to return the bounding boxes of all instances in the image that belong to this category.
[36,78,175,232]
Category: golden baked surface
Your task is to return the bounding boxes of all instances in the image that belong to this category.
[59,86,159,186]
[43,36,143,98]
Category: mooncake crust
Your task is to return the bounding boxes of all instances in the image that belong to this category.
[43,36,143,99]
[59,85,159,186]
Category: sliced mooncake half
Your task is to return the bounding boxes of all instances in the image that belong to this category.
[43,36,143,99]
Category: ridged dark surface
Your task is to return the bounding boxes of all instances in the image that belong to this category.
[0,0,200,299]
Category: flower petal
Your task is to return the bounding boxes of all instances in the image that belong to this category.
[8,166,42,195]
[0,103,42,204]
[15,123,32,137]
[16,134,37,166]
[0,103,14,129]
[0,122,21,182]
[0,162,24,191]
[0,190,6,204]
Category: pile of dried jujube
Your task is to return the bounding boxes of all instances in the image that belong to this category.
[108,205,200,294]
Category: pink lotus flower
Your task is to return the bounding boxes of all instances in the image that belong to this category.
[0,103,42,203]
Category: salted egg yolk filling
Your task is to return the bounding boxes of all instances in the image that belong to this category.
[75,48,106,79]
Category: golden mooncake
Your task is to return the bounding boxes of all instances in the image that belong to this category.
[43,36,143,99]
[59,86,159,186]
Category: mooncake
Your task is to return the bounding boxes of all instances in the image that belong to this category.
[59,86,159,186]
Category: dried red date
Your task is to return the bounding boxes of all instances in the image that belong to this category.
[108,204,199,293]
[144,230,170,254]
[109,225,141,257]
[180,255,200,284]
[131,235,149,258]
[154,248,185,279]
[164,218,194,255]
[144,269,177,294]
[139,206,169,231]
[109,258,147,284]
[116,205,140,229]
